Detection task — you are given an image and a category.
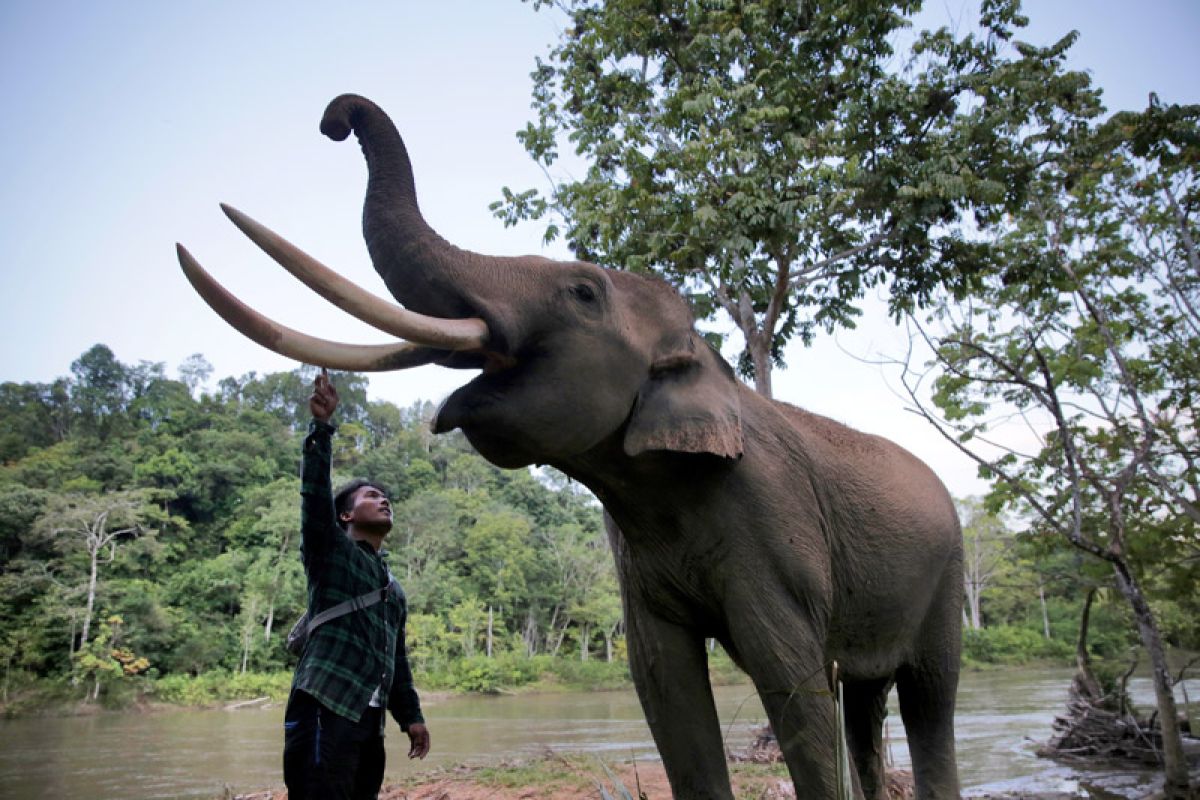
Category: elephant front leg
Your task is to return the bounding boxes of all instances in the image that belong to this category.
[728,612,842,798]
[626,610,734,800]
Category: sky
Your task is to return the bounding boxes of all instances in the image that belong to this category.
[1,1,1197,499]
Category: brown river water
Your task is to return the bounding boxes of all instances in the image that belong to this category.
[0,667,1193,799]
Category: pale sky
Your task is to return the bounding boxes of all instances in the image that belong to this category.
[1,1,1197,499]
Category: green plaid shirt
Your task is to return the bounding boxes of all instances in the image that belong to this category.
[290,419,424,729]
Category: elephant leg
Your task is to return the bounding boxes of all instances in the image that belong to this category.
[896,571,962,799]
[842,677,893,800]
[752,661,840,798]
[728,615,839,799]
[896,663,959,799]
[626,610,734,800]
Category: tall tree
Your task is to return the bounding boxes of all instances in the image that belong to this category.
[70,344,130,437]
[36,490,148,652]
[957,497,1010,631]
[903,100,1199,798]
[496,0,1089,396]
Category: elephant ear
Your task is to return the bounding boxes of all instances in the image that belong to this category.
[623,341,744,460]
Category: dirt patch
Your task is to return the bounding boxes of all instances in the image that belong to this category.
[229,756,798,800]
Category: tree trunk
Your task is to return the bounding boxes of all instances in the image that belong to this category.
[748,333,773,399]
[263,602,275,643]
[1074,588,1102,700]
[1111,561,1191,798]
[580,624,589,662]
[523,610,539,657]
[486,606,494,658]
[82,548,99,648]
[966,580,983,630]
[1039,582,1052,639]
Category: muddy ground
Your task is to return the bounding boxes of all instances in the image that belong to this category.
[228,756,1087,800]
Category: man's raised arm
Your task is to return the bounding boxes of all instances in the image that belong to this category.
[300,369,341,570]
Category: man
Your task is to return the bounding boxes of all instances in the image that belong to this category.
[283,369,430,800]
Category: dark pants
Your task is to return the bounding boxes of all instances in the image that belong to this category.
[283,690,386,800]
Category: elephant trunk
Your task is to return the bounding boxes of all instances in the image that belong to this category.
[320,94,502,329]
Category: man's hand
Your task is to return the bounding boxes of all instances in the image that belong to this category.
[406,722,430,759]
[309,368,339,423]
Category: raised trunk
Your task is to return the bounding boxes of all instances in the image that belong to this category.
[1111,561,1191,798]
[321,94,512,340]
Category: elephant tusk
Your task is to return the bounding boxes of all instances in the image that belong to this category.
[220,204,489,352]
[176,243,453,372]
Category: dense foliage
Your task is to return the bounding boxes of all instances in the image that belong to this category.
[0,348,624,706]
[495,0,1091,396]
[1,345,1185,714]
[903,90,1200,793]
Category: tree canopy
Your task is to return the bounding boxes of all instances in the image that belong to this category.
[0,348,615,696]
[495,0,1093,396]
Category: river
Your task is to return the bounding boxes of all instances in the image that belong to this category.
[0,667,1193,799]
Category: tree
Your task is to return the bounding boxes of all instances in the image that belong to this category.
[463,509,535,657]
[176,353,213,397]
[903,100,1199,798]
[37,490,149,652]
[73,614,150,701]
[496,0,1090,396]
[957,497,1011,630]
[69,345,126,436]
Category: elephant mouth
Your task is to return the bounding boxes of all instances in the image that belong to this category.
[433,363,518,435]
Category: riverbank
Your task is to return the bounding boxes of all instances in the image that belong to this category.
[220,754,1106,799]
[4,668,1194,799]
[1,652,1075,720]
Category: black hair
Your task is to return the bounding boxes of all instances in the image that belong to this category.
[333,479,390,531]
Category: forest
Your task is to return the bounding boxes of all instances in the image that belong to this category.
[0,344,1194,714]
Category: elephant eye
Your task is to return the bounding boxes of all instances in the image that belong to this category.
[570,283,597,303]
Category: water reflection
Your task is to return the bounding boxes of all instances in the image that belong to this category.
[0,668,1192,799]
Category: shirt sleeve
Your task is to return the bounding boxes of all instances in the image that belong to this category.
[388,611,425,731]
[300,419,339,572]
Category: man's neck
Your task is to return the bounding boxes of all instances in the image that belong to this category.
[347,526,385,552]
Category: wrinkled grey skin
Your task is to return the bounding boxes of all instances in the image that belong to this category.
[321,94,963,800]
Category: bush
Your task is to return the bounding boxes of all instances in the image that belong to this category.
[962,625,1072,664]
[150,671,291,705]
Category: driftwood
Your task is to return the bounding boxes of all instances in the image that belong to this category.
[730,724,915,799]
[1036,666,1171,765]
[223,696,270,711]
[1037,588,1181,766]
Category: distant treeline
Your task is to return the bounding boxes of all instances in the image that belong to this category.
[0,345,1189,709]
[0,345,621,705]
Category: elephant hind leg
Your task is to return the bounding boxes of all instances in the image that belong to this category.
[896,557,963,799]
[896,661,960,799]
[842,677,893,800]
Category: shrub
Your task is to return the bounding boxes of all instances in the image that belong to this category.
[150,671,291,705]
[963,625,1072,664]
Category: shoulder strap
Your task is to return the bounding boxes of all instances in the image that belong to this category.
[304,581,393,638]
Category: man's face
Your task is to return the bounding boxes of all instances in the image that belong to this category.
[343,485,392,532]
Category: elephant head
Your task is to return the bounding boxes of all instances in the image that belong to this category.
[179,94,742,473]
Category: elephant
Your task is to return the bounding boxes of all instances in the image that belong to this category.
[177,94,964,800]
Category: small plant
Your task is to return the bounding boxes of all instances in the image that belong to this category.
[594,760,647,800]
